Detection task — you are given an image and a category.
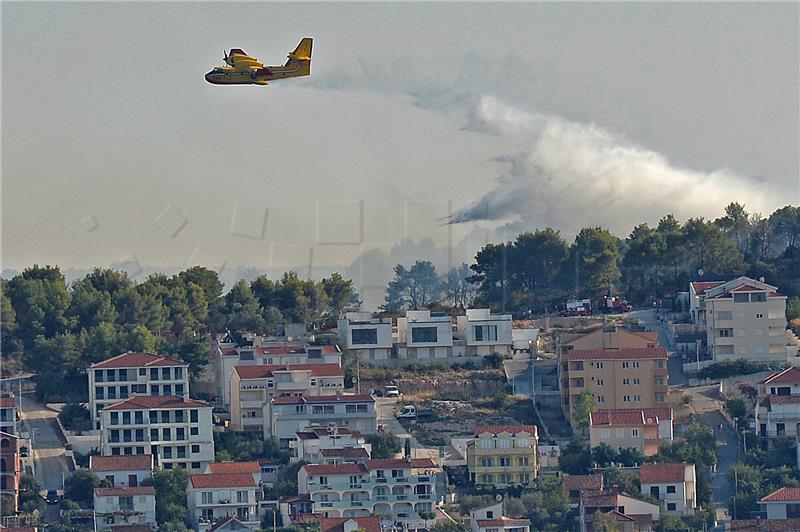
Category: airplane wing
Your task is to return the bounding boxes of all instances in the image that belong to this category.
[229,50,264,72]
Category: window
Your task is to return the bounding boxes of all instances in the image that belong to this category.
[499,439,511,449]
[163,447,172,459]
[176,428,185,440]
[202,492,213,504]
[479,439,493,449]
[119,496,133,511]
[756,313,764,319]
[411,326,438,343]
[634,395,640,402]
[111,447,120,456]
[119,369,128,382]
[499,457,510,467]
[596,379,604,386]
[162,385,172,396]
[623,378,630,385]
[161,411,170,423]
[162,428,171,441]
[596,362,604,369]
[318,476,328,485]
[135,411,143,424]
[110,429,120,443]
[516,438,529,448]
[623,395,631,402]
[192,462,201,469]
[162,368,171,381]
[175,410,184,423]
[139,368,146,376]
[151,385,160,396]
[719,329,732,337]
[615,429,624,438]
[352,328,378,345]
[600,429,610,438]
[597,396,605,403]
[107,370,116,382]
[622,361,630,369]
[96,370,104,383]
[633,361,640,368]
[473,325,498,342]
[315,405,335,414]
[190,410,198,423]
[150,368,159,381]
[175,367,183,380]
[192,444,200,453]
[150,429,159,441]
[751,292,766,302]
[122,412,131,425]
[667,503,677,511]
[149,411,158,423]
[135,429,144,442]
[190,427,198,436]
[110,412,119,425]
[295,405,306,414]
[518,457,529,466]
[237,490,249,503]
[667,485,676,494]
[633,378,640,385]
[177,446,186,458]
[734,293,749,303]
[631,429,639,437]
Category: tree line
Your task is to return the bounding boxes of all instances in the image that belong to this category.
[384,204,800,314]
[1,266,356,401]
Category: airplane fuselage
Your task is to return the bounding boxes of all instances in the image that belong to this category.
[204,63,309,86]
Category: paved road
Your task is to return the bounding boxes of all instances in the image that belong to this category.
[695,409,738,521]
[375,397,459,463]
[629,309,688,386]
[18,393,72,522]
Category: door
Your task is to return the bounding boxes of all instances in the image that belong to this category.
[128,474,138,487]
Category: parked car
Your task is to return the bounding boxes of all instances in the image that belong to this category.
[384,385,401,398]
[46,489,59,504]
[396,405,417,418]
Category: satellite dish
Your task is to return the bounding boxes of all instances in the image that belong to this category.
[759,277,765,283]
[698,269,704,277]
[495,494,503,502]
[33,509,40,517]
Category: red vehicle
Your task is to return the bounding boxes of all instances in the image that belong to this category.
[600,295,632,314]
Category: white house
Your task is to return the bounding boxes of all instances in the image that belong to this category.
[639,463,696,516]
[229,364,345,433]
[297,458,441,531]
[396,311,454,362]
[187,473,259,531]
[264,394,377,450]
[756,367,800,444]
[93,486,156,531]
[760,486,800,519]
[291,426,371,464]
[100,395,214,471]
[455,309,513,357]
[90,455,153,488]
[469,501,530,532]
[0,393,17,437]
[337,313,393,363]
[89,352,189,430]
[203,462,261,487]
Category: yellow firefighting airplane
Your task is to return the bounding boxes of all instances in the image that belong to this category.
[205,38,312,86]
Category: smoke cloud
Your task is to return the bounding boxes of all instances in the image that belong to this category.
[448,96,783,236]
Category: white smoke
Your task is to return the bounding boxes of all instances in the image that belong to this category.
[448,96,783,235]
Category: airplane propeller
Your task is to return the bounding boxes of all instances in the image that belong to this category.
[223,50,229,64]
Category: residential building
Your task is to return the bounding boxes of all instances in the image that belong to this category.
[556,327,658,358]
[89,352,189,429]
[0,431,20,515]
[466,425,538,487]
[755,367,800,444]
[639,463,696,516]
[0,393,18,436]
[759,486,800,519]
[729,518,800,531]
[100,396,214,471]
[469,501,530,532]
[207,516,258,532]
[695,276,795,363]
[230,364,345,432]
[203,462,261,487]
[579,489,660,532]
[563,474,604,508]
[264,394,377,449]
[320,517,381,532]
[291,427,371,464]
[589,408,673,457]
[560,348,669,426]
[90,455,153,488]
[395,311,454,362]
[297,458,441,531]
[337,313,393,363]
[187,473,259,531]
[93,486,156,531]
[455,309,513,357]
[214,339,341,406]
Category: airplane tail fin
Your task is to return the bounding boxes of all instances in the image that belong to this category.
[288,37,313,61]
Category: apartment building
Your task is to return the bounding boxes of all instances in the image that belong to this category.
[89,352,189,429]
[291,427,371,464]
[297,458,440,531]
[455,309,513,357]
[320,517,381,532]
[395,311,454,362]
[229,364,345,432]
[563,473,604,508]
[559,347,669,426]
[0,393,18,436]
[214,339,341,406]
[0,431,20,515]
[90,455,153,488]
[466,425,538,487]
[187,473,259,531]
[265,394,377,449]
[760,487,800,519]
[93,486,156,531]
[469,501,531,532]
[589,408,673,457]
[694,277,794,363]
[579,489,660,531]
[337,313,393,363]
[755,367,800,443]
[557,327,658,358]
[100,396,214,471]
[639,463,696,516]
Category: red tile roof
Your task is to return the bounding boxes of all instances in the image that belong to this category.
[320,517,381,532]
[95,486,155,497]
[272,393,374,405]
[563,473,604,493]
[691,281,724,296]
[639,463,689,484]
[760,486,800,502]
[590,408,673,426]
[0,395,16,408]
[104,395,210,411]
[304,458,436,476]
[476,519,531,527]
[91,352,187,369]
[319,448,370,459]
[759,396,800,411]
[565,347,668,361]
[366,458,437,470]
[111,526,153,532]
[762,367,800,385]
[475,425,538,437]
[90,455,152,472]
[190,473,257,489]
[207,461,260,475]
[235,363,343,380]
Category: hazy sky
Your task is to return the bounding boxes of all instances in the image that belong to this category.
[3,2,798,283]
